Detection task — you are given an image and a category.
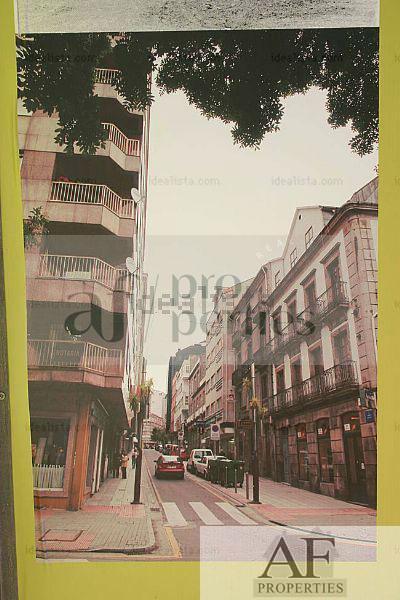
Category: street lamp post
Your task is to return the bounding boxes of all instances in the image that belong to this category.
[250,362,261,504]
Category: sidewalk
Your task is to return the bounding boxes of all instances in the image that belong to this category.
[206,474,376,527]
[35,465,156,555]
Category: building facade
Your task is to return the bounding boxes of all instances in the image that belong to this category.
[142,413,166,444]
[186,354,206,448]
[204,282,253,455]
[232,179,378,507]
[21,62,149,510]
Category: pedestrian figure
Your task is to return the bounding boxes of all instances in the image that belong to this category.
[121,453,129,479]
[131,447,138,469]
[112,451,121,478]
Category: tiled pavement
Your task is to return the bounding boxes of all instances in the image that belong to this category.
[199,474,376,527]
[35,466,156,555]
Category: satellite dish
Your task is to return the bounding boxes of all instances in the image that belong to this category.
[130,187,141,204]
[126,257,136,273]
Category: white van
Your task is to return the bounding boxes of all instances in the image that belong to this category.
[187,448,214,475]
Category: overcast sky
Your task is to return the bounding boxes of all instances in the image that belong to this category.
[143,86,378,392]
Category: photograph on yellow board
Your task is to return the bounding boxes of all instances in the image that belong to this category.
[16,28,378,566]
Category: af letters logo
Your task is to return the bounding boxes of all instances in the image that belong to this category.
[254,535,346,597]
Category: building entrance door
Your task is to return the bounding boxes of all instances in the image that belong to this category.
[342,413,367,504]
[280,428,290,484]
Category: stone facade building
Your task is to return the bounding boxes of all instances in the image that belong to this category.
[232,178,378,507]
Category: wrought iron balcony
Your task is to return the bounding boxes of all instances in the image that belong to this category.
[28,340,124,376]
[265,362,358,415]
[50,181,135,218]
[296,281,349,330]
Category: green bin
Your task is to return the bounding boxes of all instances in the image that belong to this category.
[206,458,219,483]
[220,460,244,488]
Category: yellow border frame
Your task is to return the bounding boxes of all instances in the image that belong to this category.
[0,0,397,598]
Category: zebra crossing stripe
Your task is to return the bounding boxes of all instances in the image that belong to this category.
[162,502,187,526]
[189,502,223,525]
[216,502,258,525]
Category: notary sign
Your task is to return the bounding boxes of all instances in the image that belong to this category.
[210,423,220,441]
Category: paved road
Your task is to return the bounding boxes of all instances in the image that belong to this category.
[16,0,378,34]
[144,449,267,560]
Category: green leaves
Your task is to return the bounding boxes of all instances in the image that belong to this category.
[17,29,378,156]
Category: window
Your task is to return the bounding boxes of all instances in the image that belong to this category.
[333,329,352,365]
[316,419,334,483]
[274,271,281,287]
[276,368,285,393]
[286,298,297,324]
[290,248,298,268]
[304,279,317,311]
[31,417,70,489]
[296,424,309,481]
[245,305,252,336]
[305,226,314,250]
[272,311,282,337]
[309,345,324,378]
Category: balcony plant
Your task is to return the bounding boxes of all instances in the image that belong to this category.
[23,207,49,248]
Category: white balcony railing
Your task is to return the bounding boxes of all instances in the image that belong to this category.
[50,181,135,218]
[94,68,120,85]
[28,340,124,376]
[102,122,140,157]
[38,254,132,292]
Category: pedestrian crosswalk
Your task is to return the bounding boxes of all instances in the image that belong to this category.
[161,501,259,527]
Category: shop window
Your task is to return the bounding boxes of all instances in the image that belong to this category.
[317,419,334,483]
[31,417,70,489]
[296,423,309,481]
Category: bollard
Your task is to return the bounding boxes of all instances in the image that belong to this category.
[245,472,250,500]
[234,467,237,493]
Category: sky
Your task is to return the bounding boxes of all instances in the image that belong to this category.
[143,86,378,392]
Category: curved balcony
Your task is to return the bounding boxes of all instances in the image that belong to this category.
[47,181,135,237]
[265,362,358,416]
[28,339,124,389]
[101,122,140,156]
[38,254,132,292]
[94,69,143,116]
[27,254,132,313]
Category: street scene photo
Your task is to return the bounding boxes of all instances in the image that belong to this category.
[17,27,378,562]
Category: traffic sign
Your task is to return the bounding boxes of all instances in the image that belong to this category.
[237,419,252,430]
[210,423,220,441]
[178,430,184,440]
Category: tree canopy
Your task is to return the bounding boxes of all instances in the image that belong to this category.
[17,29,378,155]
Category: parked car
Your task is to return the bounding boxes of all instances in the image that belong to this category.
[187,448,214,475]
[154,455,185,479]
[196,455,226,479]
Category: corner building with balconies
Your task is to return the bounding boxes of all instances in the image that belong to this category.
[19,59,149,510]
[232,178,377,507]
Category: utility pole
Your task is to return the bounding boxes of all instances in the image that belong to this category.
[250,362,261,504]
[132,405,144,504]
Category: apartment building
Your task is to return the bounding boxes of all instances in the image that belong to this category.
[166,343,206,431]
[204,282,252,454]
[20,62,149,510]
[232,178,378,507]
[186,353,206,448]
[173,355,199,434]
[142,412,166,444]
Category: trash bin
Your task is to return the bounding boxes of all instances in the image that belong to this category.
[207,458,219,483]
[219,460,235,487]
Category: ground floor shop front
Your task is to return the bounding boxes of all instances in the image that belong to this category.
[236,395,376,508]
[29,381,129,510]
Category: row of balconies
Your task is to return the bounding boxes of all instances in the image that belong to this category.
[264,361,358,416]
[233,281,349,360]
